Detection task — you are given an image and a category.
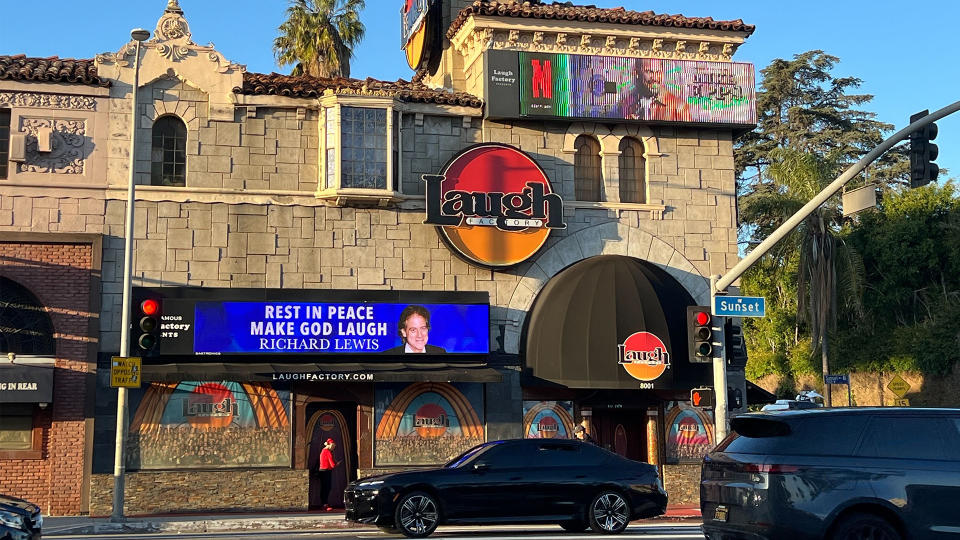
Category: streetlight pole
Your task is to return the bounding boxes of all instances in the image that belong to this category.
[112,27,150,523]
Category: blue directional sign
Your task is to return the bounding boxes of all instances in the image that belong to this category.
[713,296,766,318]
[825,374,850,385]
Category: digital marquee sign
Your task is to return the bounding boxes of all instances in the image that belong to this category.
[485,50,756,126]
[133,288,490,357]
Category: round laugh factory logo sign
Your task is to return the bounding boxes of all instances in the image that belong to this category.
[424,143,566,267]
[618,331,671,382]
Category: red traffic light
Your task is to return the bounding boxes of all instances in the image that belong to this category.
[695,311,710,326]
[140,299,159,316]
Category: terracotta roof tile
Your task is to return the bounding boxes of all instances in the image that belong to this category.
[447,0,755,39]
[0,55,109,86]
[237,72,483,108]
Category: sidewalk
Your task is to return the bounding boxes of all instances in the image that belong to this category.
[44,506,701,536]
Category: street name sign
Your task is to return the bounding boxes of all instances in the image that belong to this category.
[886,375,911,398]
[713,296,766,317]
[825,374,850,385]
[110,356,142,388]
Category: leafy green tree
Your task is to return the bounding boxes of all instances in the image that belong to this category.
[736,50,905,189]
[274,0,365,79]
[740,149,865,405]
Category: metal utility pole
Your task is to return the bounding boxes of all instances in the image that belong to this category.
[710,275,728,442]
[112,28,150,523]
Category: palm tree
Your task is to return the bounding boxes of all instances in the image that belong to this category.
[274,0,366,79]
[740,149,865,406]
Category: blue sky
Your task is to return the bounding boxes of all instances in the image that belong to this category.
[1,0,957,179]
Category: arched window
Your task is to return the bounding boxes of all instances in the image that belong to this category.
[618,137,646,204]
[574,135,602,201]
[151,116,187,187]
[0,277,55,355]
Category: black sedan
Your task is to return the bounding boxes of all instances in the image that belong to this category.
[0,494,42,540]
[345,438,667,537]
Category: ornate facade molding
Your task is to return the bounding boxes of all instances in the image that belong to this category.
[17,119,87,175]
[451,25,744,69]
[0,92,96,111]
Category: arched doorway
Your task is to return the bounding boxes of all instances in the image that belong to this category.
[305,405,355,510]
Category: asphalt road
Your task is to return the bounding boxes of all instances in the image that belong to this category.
[54,524,705,539]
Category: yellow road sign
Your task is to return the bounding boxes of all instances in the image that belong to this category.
[886,375,911,398]
[110,356,142,388]
[894,398,910,407]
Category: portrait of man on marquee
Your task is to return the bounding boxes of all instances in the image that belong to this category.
[383,305,447,354]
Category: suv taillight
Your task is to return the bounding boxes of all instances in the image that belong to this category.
[742,463,801,474]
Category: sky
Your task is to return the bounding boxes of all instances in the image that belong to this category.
[1,0,958,179]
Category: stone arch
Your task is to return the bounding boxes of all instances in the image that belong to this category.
[503,222,708,354]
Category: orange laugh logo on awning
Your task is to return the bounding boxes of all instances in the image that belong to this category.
[618,331,671,382]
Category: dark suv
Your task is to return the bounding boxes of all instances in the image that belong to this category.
[701,408,960,540]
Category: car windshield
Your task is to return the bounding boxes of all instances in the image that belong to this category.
[444,441,503,468]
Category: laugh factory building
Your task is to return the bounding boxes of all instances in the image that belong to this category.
[0,0,761,514]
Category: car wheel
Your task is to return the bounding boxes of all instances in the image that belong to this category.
[831,513,901,540]
[394,491,440,538]
[588,491,630,535]
[559,519,588,532]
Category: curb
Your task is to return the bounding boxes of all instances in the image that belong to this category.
[45,517,371,537]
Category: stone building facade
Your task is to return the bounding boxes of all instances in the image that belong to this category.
[0,0,756,514]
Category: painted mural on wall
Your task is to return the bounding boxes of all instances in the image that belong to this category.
[522,401,575,439]
[664,401,714,463]
[374,382,484,465]
[126,381,291,469]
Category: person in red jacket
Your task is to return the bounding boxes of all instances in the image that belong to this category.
[317,438,338,511]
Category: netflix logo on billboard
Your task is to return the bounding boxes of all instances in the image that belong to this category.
[522,53,561,114]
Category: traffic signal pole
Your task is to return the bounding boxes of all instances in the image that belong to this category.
[710,275,729,442]
[715,99,960,295]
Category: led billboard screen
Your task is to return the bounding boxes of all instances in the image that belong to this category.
[486,50,755,126]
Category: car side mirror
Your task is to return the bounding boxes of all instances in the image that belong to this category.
[472,462,489,473]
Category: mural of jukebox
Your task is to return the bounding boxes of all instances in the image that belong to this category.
[126,381,291,469]
[374,382,484,466]
[522,401,575,439]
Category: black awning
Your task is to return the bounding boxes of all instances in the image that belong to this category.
[746,380,777,405]
[142,362,502,383]
[524,255,706,390]
[0,362,55,403]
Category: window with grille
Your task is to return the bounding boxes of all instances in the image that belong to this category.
[151,116,187,187]
[0,109,10,179]
[340,106,387,190]
[0,277,55,356]
[574,135,602,201]
[618,137,646,204]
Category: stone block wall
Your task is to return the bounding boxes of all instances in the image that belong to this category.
[0,237,99,515]
[89,470,308,516]
[662,464,701,505]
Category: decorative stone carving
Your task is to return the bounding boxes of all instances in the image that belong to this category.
[532,32,544,46]
[722,44,734,57]
[17,119,86,174]
[699,42,710,55]
[0,92,96,111]
[506,30,520,47]
[556,33,567,47]
[605,36,618,49]
[580,34,592,48]
[628,37,641,52]
[675,40,687,53]
[651,39,664,53]
[154,0,192,43]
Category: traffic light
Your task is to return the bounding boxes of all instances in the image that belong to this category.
[137,298,160,354]
[728,386,744,411]
[909,110,939,189]
[687,306,715,364]
[724,319,748,370]
[691,387,715,410]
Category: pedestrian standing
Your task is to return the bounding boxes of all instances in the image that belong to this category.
[318,438,338,511]
[573,425,597,445]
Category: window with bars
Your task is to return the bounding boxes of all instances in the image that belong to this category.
[151,116,187,187]
[574,135,602,201]
[0,109,10,179]
[340,106,387,190]
[618,137,646,204]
